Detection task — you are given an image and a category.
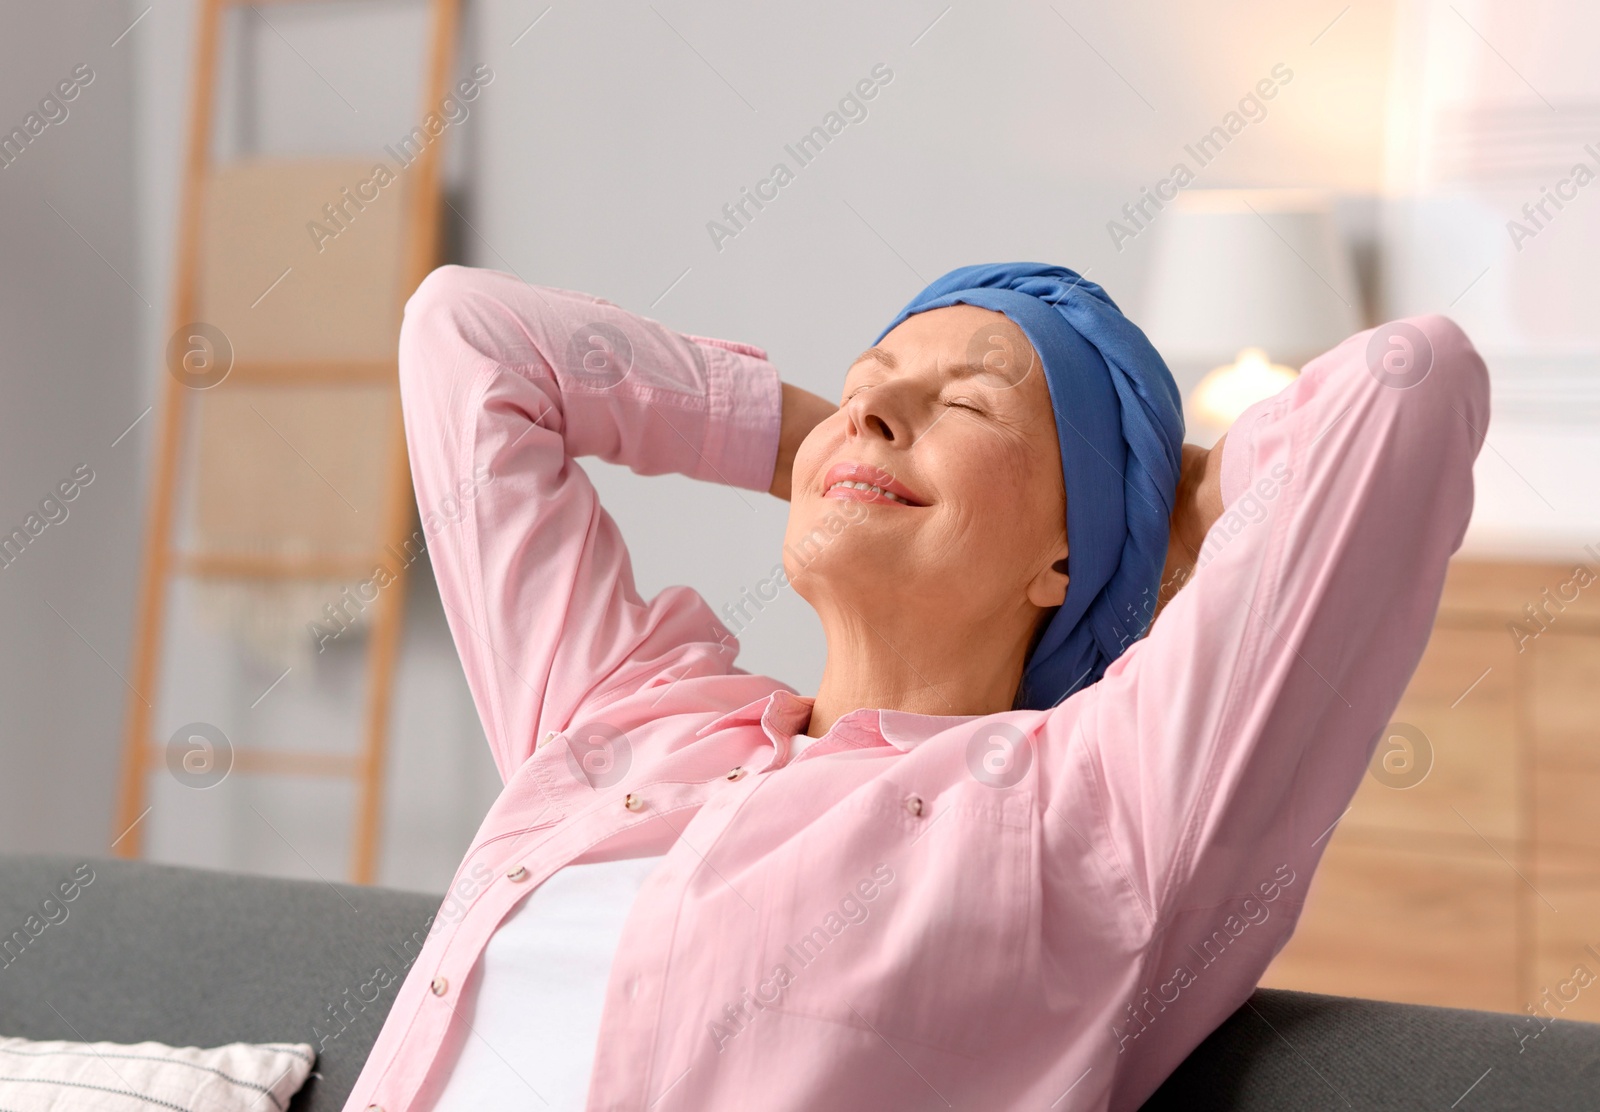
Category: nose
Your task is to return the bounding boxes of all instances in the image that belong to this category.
[843,386,902,444]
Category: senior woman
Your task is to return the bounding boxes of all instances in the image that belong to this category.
[342,262,1487,1112]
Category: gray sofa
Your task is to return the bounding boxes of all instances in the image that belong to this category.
[1,855,1596,1110]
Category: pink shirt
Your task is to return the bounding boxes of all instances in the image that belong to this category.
[343,265,1488,1112]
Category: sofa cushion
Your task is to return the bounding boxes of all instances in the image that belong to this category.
[0,1033,315,1111]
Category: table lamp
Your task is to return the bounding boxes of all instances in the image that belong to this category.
[1142,189,1361,443]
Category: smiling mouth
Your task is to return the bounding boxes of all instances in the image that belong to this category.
[820,461,928,506]
[819,460,934,508]
[824,480,917,505]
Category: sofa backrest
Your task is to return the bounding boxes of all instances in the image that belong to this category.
[2,855,1597,1110]
[0,855,437,1111]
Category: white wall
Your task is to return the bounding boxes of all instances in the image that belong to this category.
[0,1,143,856]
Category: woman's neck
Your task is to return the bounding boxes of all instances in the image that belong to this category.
[803,603,1031,737]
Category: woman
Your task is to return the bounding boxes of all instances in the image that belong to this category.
[343,263,1487,1112]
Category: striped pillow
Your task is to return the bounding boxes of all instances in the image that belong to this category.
[0,1036,315,1111]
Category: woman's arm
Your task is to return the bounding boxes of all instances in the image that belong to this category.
[1042,315,1488,920]
[396,266,786,781]
[767,382,837,500]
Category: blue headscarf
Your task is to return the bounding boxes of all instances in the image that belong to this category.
[872,263,1185,710]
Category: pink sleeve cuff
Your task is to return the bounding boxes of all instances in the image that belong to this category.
[690,335,784,494]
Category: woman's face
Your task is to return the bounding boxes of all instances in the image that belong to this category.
[784,304,1070,647]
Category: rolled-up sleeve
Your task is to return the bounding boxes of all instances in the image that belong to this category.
[1048,314,1490,922]
[396,265,784,781]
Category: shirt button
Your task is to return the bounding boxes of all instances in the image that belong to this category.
[624,793,645,811]
[506,865,528,882]
[725,766,746,781]
[368,1106,384,1111]
[904,794,924,817]
[431,976,449,996]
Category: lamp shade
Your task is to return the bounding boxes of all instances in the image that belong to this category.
[1142,189,1361,370]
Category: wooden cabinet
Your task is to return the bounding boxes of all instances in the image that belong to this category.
[1261,558,1600,1021]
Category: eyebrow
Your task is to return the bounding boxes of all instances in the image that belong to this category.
[854,346,897,370]
[851,345,1015,383]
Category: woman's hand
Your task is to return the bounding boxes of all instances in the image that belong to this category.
[768,382,838,501]
[1155,435,1227,618]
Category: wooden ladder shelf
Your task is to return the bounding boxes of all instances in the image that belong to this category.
[115,0,462,884]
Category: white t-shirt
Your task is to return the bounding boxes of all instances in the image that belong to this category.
[425,853,667,1112]
[426,734,820,1111]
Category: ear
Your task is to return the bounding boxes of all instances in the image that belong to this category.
[1026,547,1070,609]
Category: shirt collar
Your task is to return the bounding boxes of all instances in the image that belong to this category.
[876,707,989,750]
[760,689,817,750]
[692,689,813,768]
[694,689,989,754]
[693,688,805,741]
[693,694,773,738]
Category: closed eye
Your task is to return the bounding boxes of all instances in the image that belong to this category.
[944,397,985,413]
